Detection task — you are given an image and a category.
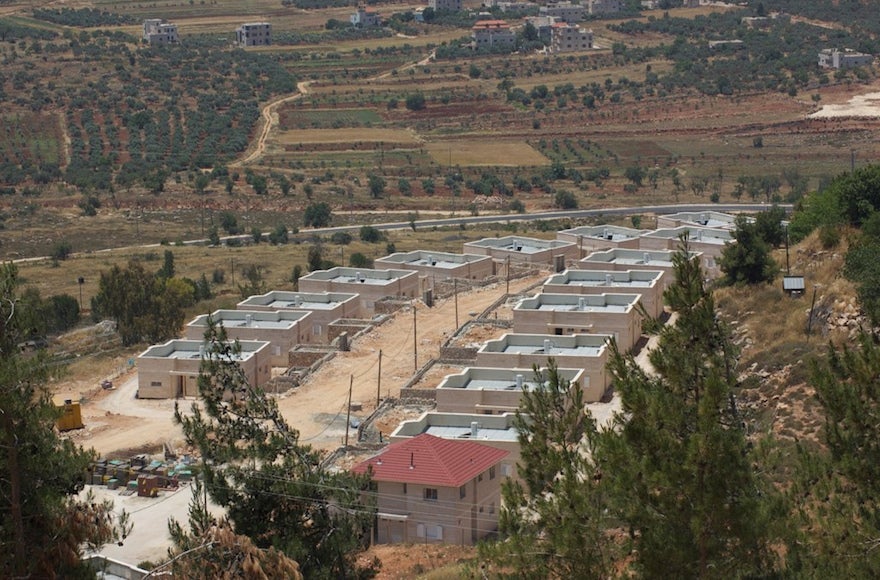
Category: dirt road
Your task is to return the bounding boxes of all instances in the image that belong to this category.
[71,274,545,455]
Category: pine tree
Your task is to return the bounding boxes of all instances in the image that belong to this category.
[478,360,611,578]
[787,331,880,577]
[163,479,304,578]
[0,263,130,577]
[175,320,377,579]
[597,239,779,578]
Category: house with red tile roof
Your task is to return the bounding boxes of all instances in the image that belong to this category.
[352,433,509,545]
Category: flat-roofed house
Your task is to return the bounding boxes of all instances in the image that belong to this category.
[352,433,508,545]
[137,339,271,399]
[656,210,745,231]
[476,333,611,401]
[298,268,420,316]
[143,19,179,44]
[539,2,585,23]
[463,236,577,269]
[542,269,667,319]
[434,366,585,414]
[236,22,270,47]
[512,292,643,351]
[184,310,312,367]
[639,226,732,257]
[471,20,516,51]
[237,291,360,343]
[549,22,593,53]
[390,412,521,480]
[557,225,647,256]
[374,250,494,281]
[579,248,701,280]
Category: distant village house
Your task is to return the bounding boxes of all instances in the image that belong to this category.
[143,19,179,44]
[236,22,271,47]
[550,22,593,53]
[472,20,516,51]
[818,48,874,69]
[351,5,382,27]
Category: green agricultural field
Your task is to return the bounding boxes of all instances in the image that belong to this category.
[280,108,384,129]
[0,112,63,166]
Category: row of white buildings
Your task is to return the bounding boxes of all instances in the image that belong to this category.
[133,211,741,546]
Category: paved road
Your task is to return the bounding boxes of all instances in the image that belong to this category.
[309,203,790,236]
[13,203,790,264]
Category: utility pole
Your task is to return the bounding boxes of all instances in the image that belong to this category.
[230,258,235,287]
[344,374,353,446]
[785,226,790,275]
[454,278,459,329]
[807,285,820,335]
[506,256,511,295]
[376,350,382,407]
[413,304,418,372]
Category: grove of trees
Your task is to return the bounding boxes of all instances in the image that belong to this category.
[0,263,130,577]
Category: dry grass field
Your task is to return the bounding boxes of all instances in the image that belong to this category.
[425,140,550,166]
[276,127,421,145]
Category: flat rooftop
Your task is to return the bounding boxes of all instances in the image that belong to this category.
[300,267,415,285]
[424,423,519,442]
[581,249,700,267]
[188,309,308,330]
[544,269,663,288]
[642,226,733,245]
[238,291,357,311]
[516,293,641,313]
[466,236,573,254]
[558,224,646,242]
[378,250,489,269]
[139,339,268,361]
[662,211,742,229]
[481,333,610,357]
[438,367,584,391]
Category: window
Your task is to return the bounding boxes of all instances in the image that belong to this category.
[312,324,322,336]
[459,485,466,499]
[489,502,495,515]
[489,466,496,480]
[478,473,483,482]
[501,463,513,477]
[150,381,162,387]
[426,525,443,540]
[423,488,438,501]
[403,483,407,495]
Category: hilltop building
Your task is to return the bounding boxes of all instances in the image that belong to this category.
[434,366,585,414]
[542,269,667,318]
[550,22,593,53]
[375,250,494,281]
[298,267,420,316]
[472,20,516,50]
[512,292,644,351]
[389,412,521,480]
[137,339,271,399]
[351,5,382,27]
[143,19,179,44]
[587,0,622,15]
[818,48,874,69]
[429,0,462,11]
[352,434,508,545]
[236,22,271,47]
[539,2,585,23]
[237,291,361,343]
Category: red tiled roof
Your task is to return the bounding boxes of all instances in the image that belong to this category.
[352,433,509,487]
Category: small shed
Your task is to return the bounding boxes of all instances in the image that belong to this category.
[783,275,805,296]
